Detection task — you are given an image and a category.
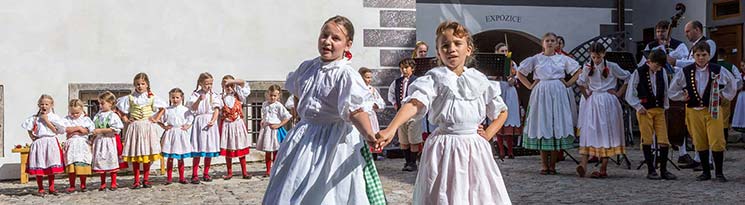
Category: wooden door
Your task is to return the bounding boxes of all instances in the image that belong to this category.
[710,24,743,66]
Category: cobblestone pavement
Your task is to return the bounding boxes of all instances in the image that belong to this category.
[2,140,745,204]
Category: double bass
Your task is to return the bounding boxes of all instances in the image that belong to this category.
[665,3,687,146]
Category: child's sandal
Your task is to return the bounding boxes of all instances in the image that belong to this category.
[576,166,586,178]
[243,174,253,179]
[222,175,233,180]
[590,171,602,178]
[65,187,77,193]
[539,169,549,175]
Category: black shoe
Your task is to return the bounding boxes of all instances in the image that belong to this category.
[401,164,411,172]
[696,174,711,181]
[677,154,694,164]
[660,171,677,180]
[680,161,700,169]
[190,177,200,184]
[142,181,152,188]
[646,172,661,180]
[410,164,418,172]
[715,174,727,182]
[202,176,212,182]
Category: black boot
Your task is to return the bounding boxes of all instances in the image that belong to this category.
[401,149,412,171]
[696,151,711,181]
[408,151,418,172]
[713,151,726,182]
[642,145,660,180]
[724,128,730,142]
[658,147,676,180]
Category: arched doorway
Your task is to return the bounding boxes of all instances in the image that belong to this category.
[472,29,542,110]
[472,29,542,64]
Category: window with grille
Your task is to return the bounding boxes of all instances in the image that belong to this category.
[79,90,132,116]
[244,89,291,146]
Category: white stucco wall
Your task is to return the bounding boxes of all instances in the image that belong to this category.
[415,3,616,57]
[0,0,384,179]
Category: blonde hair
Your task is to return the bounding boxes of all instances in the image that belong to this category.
[324,15,355,41]
[133,72,152,95]
[68,99,86,114]
[412,41,428,58]
[195,72,214,92]
[37,94,55,114]
[435,21,476,66]
[168,88,185,106]
[98,91,117,107]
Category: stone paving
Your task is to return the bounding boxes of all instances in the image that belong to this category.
[2,139,745,204]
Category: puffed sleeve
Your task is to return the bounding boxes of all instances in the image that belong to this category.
[48,113,67,134]
[21,116,36,131]
[338,68,373,121]
[278,104,292,121]
[576,64,591,87]
[518,56,536,76]
[285,71,298,97]
[184,109,195,125]
[668,70,688,101]
[151,96,168,110]
[108,113,124,134]
[719,68,738,101]
[185,92,200,111]
[372,87,387,109]
[564,56,580,75]
[284,95,295,109]
[209,92,223,109]
[116,96,131,114]
[235,81,252,100]
[732,66,743,90]
[402,75,436,120]
[624,70,644,111]
[83,116,95,133]
[610,62,631,81]
[485,81,508,120]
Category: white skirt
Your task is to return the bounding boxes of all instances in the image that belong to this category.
[122,120,162,158]
[257,126,280,152]
[161,128,193,159]
[190,114,221,157]
[64,136,92,165]
[523,80,576,139]
[566,86,579,127]
[413,131,511,205]
[220,119,252,157]
[578,92,625,155]
[28,136,65,175]
[732,91,745,129]
[92,134,122,172]
[499,81,521,127]
[262,120,369,205]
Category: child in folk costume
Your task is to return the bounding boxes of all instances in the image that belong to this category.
[377,21,511,205]
[257,84,292,177]
[494,43,521,159]
[732,61,745,133]
[387,58,423,171]
[669,42,739,182]
[625,49,676,180]
[187,72,222,183]
[219,75,253,179]
[159,88,194,184]
[22,94,67,196]
[517,32,581,175]
[92,91,126,191]
[359,67,386,158]
[575,43,631,178]
[263,15,386,205]
[116,73,167,189]
[63,99,95,192]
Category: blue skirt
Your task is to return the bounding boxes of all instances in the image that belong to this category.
[277,127,287,143]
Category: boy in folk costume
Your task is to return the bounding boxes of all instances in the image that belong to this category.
[625,49,676,180]
[668,42,739,182]
[387,58,423,171]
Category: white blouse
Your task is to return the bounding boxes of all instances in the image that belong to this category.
[22,113,67,137]
[518,53,580,80]
[365,85,387,111]
[404,67,508,134]
[186,90,223,115]
[64,115,95,138]
[222,82,251,107]
[161,105,194,127]
[116,91,168,115]
[261,101,292,124]
[284,57,371,123]
[577,61,631,92]
[92,111,124,134]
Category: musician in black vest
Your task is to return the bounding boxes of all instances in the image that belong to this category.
[671,20,717,68]
[637,20,689,67]
[387,58,422,171]
[625,49,676,180]
[669,42,739,182]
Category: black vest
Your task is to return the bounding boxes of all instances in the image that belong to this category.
[393,75,418,109]
[682,63,722,108]
[647,38,684,53]
[636,65,666,109]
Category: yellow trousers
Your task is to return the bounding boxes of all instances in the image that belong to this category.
[685,108,726,151]
[637,108,669,145]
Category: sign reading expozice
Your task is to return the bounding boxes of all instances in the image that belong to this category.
[485,14,522,23]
